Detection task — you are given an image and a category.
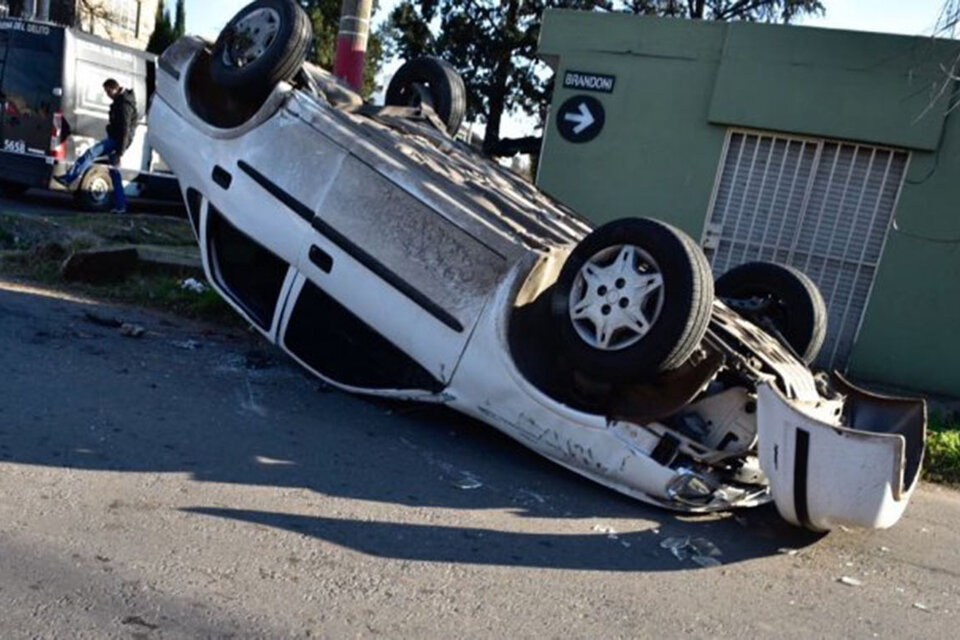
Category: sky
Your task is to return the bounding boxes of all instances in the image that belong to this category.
[185,0,952,136]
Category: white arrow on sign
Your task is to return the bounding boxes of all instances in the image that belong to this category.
[563,102,595,134]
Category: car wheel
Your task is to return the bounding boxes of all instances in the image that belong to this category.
[386,57,467,136]
[551,218,715,384]
[716,261,827,364]
[209,0,312,98]
[75,166,113,212]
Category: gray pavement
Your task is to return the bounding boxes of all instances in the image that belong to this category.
[1,279,958,639]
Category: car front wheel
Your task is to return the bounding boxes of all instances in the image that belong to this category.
[551,217,714,384]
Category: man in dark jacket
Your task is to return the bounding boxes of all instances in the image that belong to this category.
[55,79,138,214]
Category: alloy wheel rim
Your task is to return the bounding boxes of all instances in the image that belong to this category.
[568,244,666,351]
[224,8,281,68]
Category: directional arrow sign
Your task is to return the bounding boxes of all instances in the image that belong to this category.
[556,95,605,143]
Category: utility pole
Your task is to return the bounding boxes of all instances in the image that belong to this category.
[333,0,373,93]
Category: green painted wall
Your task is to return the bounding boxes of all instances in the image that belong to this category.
[538,14,730,239]
[537,10,960,396]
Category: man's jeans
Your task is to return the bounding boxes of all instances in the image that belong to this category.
[62,137,126,211]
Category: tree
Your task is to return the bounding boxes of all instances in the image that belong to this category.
[174,0,186,39]
[620,0,822,21]
[300,1,384,98]
[385,0,824,154]
[147,0,177,55]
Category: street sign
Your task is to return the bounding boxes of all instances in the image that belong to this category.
[556,95,605,144]
[562,70,616,94]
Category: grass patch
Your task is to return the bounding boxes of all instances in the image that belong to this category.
[926,414,960,487]
[0,248,239,326]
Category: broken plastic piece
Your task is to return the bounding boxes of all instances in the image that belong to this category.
[180,278,208,294]
[838,576,862,587]
[120,323,145,338]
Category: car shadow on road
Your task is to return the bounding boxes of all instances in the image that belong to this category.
[181,502,822,573]
[0,285,824,572]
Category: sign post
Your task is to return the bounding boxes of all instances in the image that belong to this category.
[334,0,373,93]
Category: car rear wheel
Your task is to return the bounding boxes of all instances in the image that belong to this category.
[75,166,113,212]
[209,0,312,98]
[716,261,827,364]
[551,218,715,383]
[386,57,467,136]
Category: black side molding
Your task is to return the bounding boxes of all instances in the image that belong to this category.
[238,161,464,333]
[212,166,232,190]
[238,161,312,222]
[793,429,813,529]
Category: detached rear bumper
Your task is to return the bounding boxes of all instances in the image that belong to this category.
[758,377,926,531]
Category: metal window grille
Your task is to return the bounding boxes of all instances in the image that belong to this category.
[702,130,909,370]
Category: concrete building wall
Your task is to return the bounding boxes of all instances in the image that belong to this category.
[537,10,960,396]
[75,0,158,50]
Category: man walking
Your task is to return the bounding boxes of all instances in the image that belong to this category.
[56,79,138,214]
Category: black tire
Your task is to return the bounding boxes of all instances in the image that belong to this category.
[551,218,715,384]
[209,0,312,98]
[74,166,113,212]
[0,180,30,198]
[716,261,827,364]
[386,57,467,136]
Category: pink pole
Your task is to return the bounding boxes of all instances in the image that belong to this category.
[333,0,373,92]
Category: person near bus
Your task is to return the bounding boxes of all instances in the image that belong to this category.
[55,79,138,214]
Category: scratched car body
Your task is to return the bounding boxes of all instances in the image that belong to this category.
[149,14,926,531]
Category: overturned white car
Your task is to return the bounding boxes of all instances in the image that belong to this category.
[149,0,926,531]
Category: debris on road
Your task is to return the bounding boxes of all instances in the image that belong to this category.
[450,474,483,490]
[83,310,123,328]
[778,547,800,556]
[171,339,202,350]
[913,602,932,613]
[120,323,145,339]
[660,535,724,567]
[180,277,208,293]
[838,576,863,587]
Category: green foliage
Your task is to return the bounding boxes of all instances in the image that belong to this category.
[619,1,823,21]
[147,0,178,55]
[384,0,824,149]
[300,1,384,98]
[926,414,960,486]
[174,0,186,39]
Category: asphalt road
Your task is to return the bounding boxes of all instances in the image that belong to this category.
[1,280,959,639]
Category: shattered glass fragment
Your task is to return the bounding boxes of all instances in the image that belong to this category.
[689,537,722,558]
[691,555,722,568]
[659,536,689,551]
[451,475,482,490]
